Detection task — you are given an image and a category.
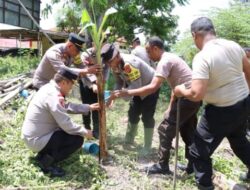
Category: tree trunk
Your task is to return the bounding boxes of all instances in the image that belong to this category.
[96,48,108,163]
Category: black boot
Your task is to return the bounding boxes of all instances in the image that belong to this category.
[240,168,250,182]
[145,163,172,175]
[38,154,65,177]
[197,184,214,190]
[177,161,194,174]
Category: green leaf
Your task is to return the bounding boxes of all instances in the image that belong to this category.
[81,9,92,26]
[104,7,117,16]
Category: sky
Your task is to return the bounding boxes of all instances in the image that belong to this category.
[173,0,231,36]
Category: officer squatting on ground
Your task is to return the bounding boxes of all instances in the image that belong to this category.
[22,68,100,177]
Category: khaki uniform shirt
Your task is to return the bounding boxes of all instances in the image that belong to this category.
[113,53,155,99]
[22,80,89,152]
[131,46,156,68]
[192,39,248,106]
[155,52,192,89]
[33,43,79,89]
[80,48,110,88]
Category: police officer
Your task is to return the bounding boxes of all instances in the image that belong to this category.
[114,36,201,175]
[101,43,159,154]
[244,47,250,137]
[79,48,100,139]
[22,68,99,177]
[174,17,250,189]
[131,37,156,69]
[32,33,101,89]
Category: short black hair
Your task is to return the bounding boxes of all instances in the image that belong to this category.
[243,47,250,52]
[132,37,140,45]
[54,67,78,83]
[54,73,68,83]
[148,36,164,50]
[191,17,216,36]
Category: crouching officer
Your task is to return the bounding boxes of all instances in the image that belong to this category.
[101,43,159,154]
[22,68,99,177]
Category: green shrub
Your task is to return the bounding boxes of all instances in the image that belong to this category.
[0,56,40,79]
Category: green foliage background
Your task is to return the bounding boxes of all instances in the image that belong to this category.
[43,0,188,46]
[0,55,39,80]
[173,1,250,64]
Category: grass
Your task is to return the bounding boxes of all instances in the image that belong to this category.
[0,55,39,80]
[0,91,249,189]
[0,56,249,189]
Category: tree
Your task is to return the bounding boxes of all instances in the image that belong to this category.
[55,3,82,33]
[79,6,117,163]
[173,1,250,63]
[211,2,250,46]
[42,0,188,45]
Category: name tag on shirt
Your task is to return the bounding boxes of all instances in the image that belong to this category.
[124,64,141,81]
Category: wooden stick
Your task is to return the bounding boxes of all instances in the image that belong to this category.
[2,83,22,93]
[173,98,181,190]
[0,92,10,98]
[0,79,13,86]
[3,75,25,88]
[0,80,32,107]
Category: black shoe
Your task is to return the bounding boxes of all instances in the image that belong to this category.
[247,129,250,137]
[239,171,250,182]
[41,165,65,177]
[37,154,65,177]
[145,163,172,175]
[177,163,194,174]
[197,184,214,190]
[34,153,43,161]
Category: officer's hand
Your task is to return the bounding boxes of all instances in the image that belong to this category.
[84,129,93,139]
[173,84,185,97]
[92,84,98,93]
[87,64,102,74]
[113,89,128,98]
[90,103,100,111]
[105,93,116,108]
[79,64,102,77]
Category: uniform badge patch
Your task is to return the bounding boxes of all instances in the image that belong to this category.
[124,64,141,81]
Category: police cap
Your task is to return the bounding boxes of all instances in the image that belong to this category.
[69,33,85,51]
[101,43,118,63]
[58,67,78,82]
